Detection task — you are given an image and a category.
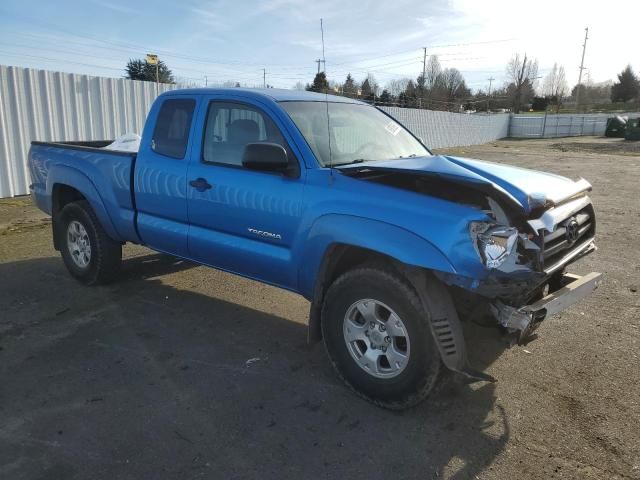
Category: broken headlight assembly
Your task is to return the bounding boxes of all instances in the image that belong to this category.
[469,222,519,269]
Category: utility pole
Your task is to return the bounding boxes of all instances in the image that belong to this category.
[487,77,495,112]
[263,68,266,88]
[204,75,208,87]
[315,58,325,74]
[575,27,589,113]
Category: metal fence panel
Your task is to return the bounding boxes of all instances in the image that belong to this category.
[509,113,640,138]
[0,65,175,198]
[380,107,510,149]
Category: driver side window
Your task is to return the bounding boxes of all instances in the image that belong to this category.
[202,102,286,166]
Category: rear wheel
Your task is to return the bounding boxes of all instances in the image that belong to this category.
[321,265,441,410]
[56,200,122,285]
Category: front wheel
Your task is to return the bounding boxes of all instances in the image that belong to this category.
[56,200,122,285]
[321,265,441,410]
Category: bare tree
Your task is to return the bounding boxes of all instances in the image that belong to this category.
[542,63,568,112]
[506,53,539,112]
[386,78,411,97]
[430,68,471,110]
[425,55,442,91]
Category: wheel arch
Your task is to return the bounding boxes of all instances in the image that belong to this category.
[48,167,121,249]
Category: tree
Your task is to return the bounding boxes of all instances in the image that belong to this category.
[404,80,418,107]
[439,68,469,103]
[531,96,550,111]
[386,78,410,97]
[125,58,174,84]
[610,65,640,102]
[360,74,378,101]
[571,79,612,107]
[379,89,392,104]
[416,73,426,100]
[343,73,357,96]
[542,63,568,112]
[306,72,329,92]
[425,55,442,90]
[506,53,539,112]
[361,78,372,100]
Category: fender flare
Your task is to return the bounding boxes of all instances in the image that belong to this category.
[299,214,457,344]
[298,214,456,300]
[47,165,122,242]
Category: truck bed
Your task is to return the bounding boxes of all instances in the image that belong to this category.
[29,140,140,244]
[31,140,128,151]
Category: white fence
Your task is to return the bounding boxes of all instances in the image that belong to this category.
[509,113,640,138]
[381,107,510,149]
[0,66,175,198]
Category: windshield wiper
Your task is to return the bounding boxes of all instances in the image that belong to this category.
[333,158,367,167]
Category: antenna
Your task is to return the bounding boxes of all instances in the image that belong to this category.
[320,18,333,172]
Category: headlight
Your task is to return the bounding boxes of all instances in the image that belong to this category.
[470,222,519,269]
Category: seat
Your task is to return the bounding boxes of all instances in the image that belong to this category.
[225,119,260,165]
[228,119,260,144]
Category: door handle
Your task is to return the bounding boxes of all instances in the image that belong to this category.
[189,178,213,192]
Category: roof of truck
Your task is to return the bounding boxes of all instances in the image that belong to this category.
[161,87,365,104]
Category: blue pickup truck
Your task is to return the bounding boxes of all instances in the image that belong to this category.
[29,88,601,409]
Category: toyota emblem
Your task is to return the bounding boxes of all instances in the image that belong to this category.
[565,218,580,243]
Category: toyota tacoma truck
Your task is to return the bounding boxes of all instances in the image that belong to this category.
[28,88,602,409]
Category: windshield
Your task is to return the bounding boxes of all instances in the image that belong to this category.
[280,101,429,167]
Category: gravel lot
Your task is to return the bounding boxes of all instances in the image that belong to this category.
[1,137,638,480]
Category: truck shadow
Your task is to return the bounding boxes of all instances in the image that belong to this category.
[0,254,509,480]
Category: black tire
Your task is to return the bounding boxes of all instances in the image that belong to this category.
[56,200,122,285]
[321,264,442,410]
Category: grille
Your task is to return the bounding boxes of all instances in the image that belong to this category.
[540,204,595,269]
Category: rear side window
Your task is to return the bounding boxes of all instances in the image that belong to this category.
[151,99,195,159]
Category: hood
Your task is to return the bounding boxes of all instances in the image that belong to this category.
[339,155,591,213]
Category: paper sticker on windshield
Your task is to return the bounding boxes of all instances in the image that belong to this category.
[384,121,401,136]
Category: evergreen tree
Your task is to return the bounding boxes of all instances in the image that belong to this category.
[343,73,357,96]
[379,89,392,104]
[125,58,174,84]
[306,72,329,92]
[610,65,640,102]
[360,77,372,97]
[404,80,417,107]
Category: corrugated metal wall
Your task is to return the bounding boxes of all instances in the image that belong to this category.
[509,112,640,138]
[380,107,510,149]
[0,65,175,198]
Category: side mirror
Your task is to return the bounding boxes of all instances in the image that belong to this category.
[242,143,293,175]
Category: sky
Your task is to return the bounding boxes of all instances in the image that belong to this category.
[0,0,638,93]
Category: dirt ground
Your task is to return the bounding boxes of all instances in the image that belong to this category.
[1,137,638,480]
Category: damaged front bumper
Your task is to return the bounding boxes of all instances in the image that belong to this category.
[490,271,603,344]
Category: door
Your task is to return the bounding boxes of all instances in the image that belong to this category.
[134,96,199,257]
[186,99,305,289]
